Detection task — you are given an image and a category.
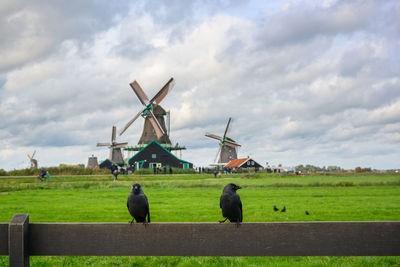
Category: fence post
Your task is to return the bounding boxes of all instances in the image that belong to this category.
[9,214,29,267]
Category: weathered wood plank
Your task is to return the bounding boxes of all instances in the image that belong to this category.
[28,222,400,256]
[0,223,8,255]
[9,214,29,267]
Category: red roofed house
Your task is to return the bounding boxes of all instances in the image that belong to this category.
[224,158,263,171]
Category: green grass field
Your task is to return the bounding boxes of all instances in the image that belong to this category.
[0,172,399,266]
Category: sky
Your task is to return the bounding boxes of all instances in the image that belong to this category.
[0,0,399,171]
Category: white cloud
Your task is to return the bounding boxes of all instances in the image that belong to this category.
[1,0,400,171]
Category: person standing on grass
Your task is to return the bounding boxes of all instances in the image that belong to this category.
[37,168,46,181]
[110,164,118,181]
[169,166,173,174]
[46,170,50,181]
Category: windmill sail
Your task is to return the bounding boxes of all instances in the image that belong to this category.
[120,78,174,145]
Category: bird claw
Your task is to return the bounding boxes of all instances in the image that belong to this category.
[235,222,241,228]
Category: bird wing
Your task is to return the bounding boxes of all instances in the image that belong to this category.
[127,195,134,216]
[144,194,150,223]
[232,194,243,222]
[239,197,243,222]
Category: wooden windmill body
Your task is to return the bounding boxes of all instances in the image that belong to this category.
[27,151,38,169]
[206,118,241,164]
[97,126,128,165]
[138,104,171,145]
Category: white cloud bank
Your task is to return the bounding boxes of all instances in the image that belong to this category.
[0,0,399,170]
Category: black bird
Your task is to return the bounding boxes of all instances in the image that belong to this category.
[305,211,309,215]
[127,184,150,223]
[281,206,286,212]
[273,205,279,211]
[219,183,242,224]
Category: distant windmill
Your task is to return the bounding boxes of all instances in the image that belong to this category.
[27,150,38,169]
[97,126,128,164]
[206,117,241,164]
[119,78,175,145]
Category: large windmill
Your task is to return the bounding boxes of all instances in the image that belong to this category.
[27,150,38,169]
[119,78,175,145]
[97,126,128,164]
[206,118,241,164]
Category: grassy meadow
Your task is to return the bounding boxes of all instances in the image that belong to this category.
[0,172,399,266]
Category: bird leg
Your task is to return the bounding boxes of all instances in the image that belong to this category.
[219,218,228,223]
[129,219,134,224]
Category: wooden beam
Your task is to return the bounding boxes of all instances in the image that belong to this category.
[9,214,29,267]
[0,223,8,255]
[27,222,400,256]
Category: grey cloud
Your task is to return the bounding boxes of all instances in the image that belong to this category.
[1,0,400,170]
[0,0,130,72]
[255,0,376,48]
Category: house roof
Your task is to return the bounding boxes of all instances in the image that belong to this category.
[128,140,192,164]
[98,158,118,167]
[224,158,250,168]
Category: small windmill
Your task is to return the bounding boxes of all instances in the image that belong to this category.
[97,126,128,165]
[119,78,175,145]
[27,150,38,169]
[206,117,241,164]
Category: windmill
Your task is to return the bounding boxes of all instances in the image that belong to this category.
[119,78,175,145]
[27,150,38,169]
[206,118,241,164]
[97,126,128,164]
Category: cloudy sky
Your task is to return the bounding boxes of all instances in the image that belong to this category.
[1,0,399,171]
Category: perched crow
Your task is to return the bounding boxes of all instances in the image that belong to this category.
[281,206,286,212]
[305,211,309,215]
[219,183,242,223]
[273,205,279,211]
[127,184,150,223]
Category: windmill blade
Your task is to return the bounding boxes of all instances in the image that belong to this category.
[130,80,149,106]
[111,126,116,143]
[31,150,36,158]
[205,133,223,141]
[119,108,144,136]
[224,140,241,148]
[223,117,232,139]
[148,110,165,139]
[27,154,32,159]
[114,142,128,148]
[97,143,111,147]
[150,77,175,105]
[214,145,222,163]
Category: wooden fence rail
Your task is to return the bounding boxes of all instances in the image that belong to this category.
[1,214,399,267]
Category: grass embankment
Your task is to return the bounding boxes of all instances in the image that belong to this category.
[0,172,399,266]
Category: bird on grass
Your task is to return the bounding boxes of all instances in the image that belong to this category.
[219,183,242,225]
[305,211,309,215]
[273,205,279,211]
[127,183,150,224]
[281,206,286,212]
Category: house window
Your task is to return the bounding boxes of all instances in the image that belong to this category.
[247,161,250,165]
[251,161,254,166]
[152,154,156,159]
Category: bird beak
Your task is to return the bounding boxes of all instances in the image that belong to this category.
[236,186,242,190]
